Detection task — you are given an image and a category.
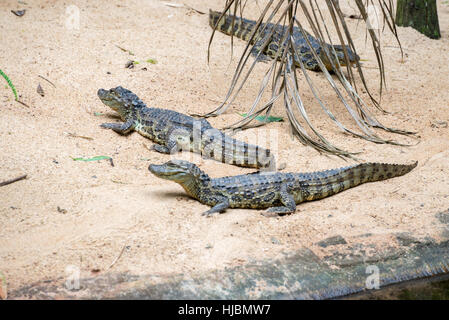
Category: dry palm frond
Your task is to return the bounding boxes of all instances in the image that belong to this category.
[203,0,416,158]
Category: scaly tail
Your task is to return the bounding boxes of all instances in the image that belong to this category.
[227,134,275,169]
[209,10,257,41]
[300,162,418,201]
[201,129,275,169]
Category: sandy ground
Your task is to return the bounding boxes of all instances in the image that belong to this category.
[1,0,449,295]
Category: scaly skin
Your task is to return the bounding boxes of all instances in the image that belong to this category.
[149,160,418,216]
[98,86,275,169]
[209,10,360,71]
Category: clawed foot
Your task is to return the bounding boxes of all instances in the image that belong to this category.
[201,210,218,217]
[264,207,295,216]
[100,122,131,134]
[100,123,115,129]
[261,211,291,218]
[255,54,272,64]
[152,144,171,154]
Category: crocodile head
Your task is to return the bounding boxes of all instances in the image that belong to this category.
[149,160,210,199]
[97,86,145,119]
[149,160,209,184]
[320,44,360,70]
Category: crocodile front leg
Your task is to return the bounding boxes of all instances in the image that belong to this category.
[152,126,190,154]
[201,198,230,217]
[265,185,297,215]
[100,119,135,135]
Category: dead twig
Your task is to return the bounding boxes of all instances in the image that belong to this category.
[183,3,205,15]
[38,75,56,88]
[66,132,94,140]
[16,100,30,108]
[111,179,128,184]
[106,241,129,271]
[0,174,27,187]
[115,45,135,56]
[162,2,205,15]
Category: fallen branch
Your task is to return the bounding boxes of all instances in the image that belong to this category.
[0,174,27,187]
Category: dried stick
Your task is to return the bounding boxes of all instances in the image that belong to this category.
[0,174,27,187]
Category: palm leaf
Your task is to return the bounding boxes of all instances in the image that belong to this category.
[204,0,416,158]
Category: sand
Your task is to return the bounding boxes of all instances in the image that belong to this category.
[1,0,448,295]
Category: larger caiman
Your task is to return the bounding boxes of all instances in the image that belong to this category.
[98,86,275,169]
[209,10,360,71]
[149,159,417,216]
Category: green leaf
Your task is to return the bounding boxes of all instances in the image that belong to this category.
[146,58,158,64]
[239,113,284,123]
[0,69,18,101]
[71,156,111,162]
[93,112,103,116]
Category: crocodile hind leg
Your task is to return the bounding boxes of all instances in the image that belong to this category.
[251,48,271,63]
[201,198,230,217]
[100,119,134,135]
[265,185,297,215]
[250,37,273,63]
[152,140,178,154]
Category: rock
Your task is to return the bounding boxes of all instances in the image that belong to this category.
[316,235,347,248]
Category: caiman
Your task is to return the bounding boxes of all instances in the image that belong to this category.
[209,10,360,71]
[149,160,417,216]
[98,86,275,169]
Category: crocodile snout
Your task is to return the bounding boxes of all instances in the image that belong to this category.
[97,88,108,98]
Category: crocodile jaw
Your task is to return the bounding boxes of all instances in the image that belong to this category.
[149,164,178,179]
[148,163,203,199]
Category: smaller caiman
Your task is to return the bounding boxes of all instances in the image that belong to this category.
[149,159,417,216]
[98,86,275,169]
[209,10,359,71]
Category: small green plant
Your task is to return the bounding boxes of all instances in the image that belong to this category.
[0,69,18,101]
[71,155,111,162]
[146,58,157,64]
[239,113,283,123]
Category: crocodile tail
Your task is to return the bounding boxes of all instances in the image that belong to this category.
[228,136,275,169]
[301,161,418,201]
[209,9,256,41]
[201,129,275,169]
